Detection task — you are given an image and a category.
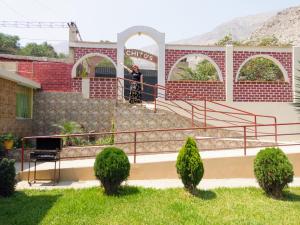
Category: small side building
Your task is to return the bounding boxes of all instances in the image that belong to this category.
[0,67,40,137]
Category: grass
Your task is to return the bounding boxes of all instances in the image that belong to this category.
[0,187,300,225]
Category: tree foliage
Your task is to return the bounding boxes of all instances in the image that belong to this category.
[216,34,291,47]
[178,59,218,81]
[254,147,294,199]
[0,32,66,58]
[94,147,130,195]
[19,42,59,58]
[239,57,284,81]
[0,33,20,54]
[176,137,204,194]
[0,158,16,197]
[215,33,242,46]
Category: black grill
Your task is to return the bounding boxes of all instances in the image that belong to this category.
[28,138,62,185]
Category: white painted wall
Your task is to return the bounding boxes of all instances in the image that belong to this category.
[293,46,300,103]
[117,26,165,88]
[226,45,233,102]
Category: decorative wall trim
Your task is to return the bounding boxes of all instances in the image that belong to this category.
[166,44,225,51]
[69,41,117,49]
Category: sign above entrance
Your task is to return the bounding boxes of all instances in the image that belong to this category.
[125,49,158,64]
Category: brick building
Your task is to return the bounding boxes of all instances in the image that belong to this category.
[0,25,299,137]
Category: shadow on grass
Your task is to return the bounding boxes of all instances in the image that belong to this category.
[282,191,300,202]
[0,191,61,225]
[192,189,217,200]
[116,185,140,196]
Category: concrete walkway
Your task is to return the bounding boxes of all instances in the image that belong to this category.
[16,145,300,173]
[16,177,300,190]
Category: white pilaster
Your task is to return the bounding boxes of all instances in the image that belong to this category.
[226,45,234,102]
[82,78,90,99]
[293,46,300,103]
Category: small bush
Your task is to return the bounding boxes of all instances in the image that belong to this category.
[94,147,130,195]
[0,158,16,197]
[254,147,294,199]
[176,137,204,193]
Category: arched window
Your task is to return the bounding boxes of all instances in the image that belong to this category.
[169,54,223,81]
[237,56,288,82]
[72,53,117,78]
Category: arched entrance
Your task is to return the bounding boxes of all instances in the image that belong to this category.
[123,48,158,101]
[117,26,165,95]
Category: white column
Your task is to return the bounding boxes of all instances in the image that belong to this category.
[225,45,234,102]
[292,46,300,103]
[82,78,90,99]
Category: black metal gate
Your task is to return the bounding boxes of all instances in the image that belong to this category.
[124,69,157,101]
[95,67,158,101]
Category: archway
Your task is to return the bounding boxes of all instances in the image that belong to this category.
[168,54,223,81]
[71,52,117,78]
[117,26,165,89]
[236,55,288,82]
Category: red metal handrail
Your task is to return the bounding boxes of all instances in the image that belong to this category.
[116,77,278,138]
[21,122,300,171]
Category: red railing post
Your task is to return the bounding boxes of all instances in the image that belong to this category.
[192,105,194,127]
[134,131,137,163]
[254,115,257,139]
[21,138,25,171]
[243,126,247,156]
[154,84,157,113]
[274,117,278,144]
[116,78,118,100]
[204,99,207,130]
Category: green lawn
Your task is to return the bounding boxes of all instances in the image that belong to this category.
[0,187,300,225]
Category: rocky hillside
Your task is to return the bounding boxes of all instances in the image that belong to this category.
[250,6,300,45]
[173,12,275,45]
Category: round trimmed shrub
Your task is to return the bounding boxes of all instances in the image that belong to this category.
[94,147,130,195]
[0,158,16,197]
[254,147,294,199]
[176,137,204,193]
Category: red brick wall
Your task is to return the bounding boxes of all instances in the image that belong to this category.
[71,78,82,92]
[233,51,293,102]
[165,49,226,80]
[166,81,226,101]
[74,47,117,63]
[89,78,116,99]
[18,61,73,92]
[165,49,226,101]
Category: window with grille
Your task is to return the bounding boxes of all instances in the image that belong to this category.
[16,85,32,119]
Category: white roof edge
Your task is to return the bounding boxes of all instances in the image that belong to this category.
[233,46,293,53]
[0,53,69,63]
[0,68,41,89]
[165,44,226,51]
[69,41,117,49]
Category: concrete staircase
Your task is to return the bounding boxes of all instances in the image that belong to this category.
[114,101,273,154]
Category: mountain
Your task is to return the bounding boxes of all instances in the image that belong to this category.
[173,12,276,45]
[250,6,300,45]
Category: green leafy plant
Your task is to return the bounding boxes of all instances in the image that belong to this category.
[0,158,16,197]
[95,136,114,146]
[1,133,14,141]
[176,137,204,194]
[239,57,284,81]
[178,60,218,81]
[94,147,130,195]
[53,121,83,146]
[254,147,294,199]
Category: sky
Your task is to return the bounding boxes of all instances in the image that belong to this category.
[0,0,299,51]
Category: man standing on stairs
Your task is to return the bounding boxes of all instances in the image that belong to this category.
[122,64,144,104]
